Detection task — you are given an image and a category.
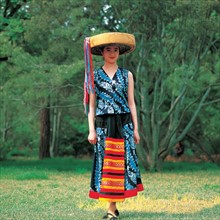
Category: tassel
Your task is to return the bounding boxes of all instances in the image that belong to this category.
[83,37,95,115]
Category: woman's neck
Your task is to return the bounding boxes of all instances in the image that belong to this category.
[103,63,118,71]
[102,63,118,79]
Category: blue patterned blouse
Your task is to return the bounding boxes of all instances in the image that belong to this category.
[94,67,130,116]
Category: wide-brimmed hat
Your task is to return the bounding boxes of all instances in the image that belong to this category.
[89,32,135,55]
[83,32,135,115]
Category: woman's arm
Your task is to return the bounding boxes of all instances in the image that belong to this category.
[88,92,97,144]
[128,71,140,144]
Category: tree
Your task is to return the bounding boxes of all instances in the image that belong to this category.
[0,0,31,159]
[39,104,50,159]
[0,0,107,159]
[122,1,219,170]
[109,0,220,170]
[1,0,219,166]
[23,0,104,158]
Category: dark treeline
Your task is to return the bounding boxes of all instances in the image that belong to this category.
[0,0,220,170]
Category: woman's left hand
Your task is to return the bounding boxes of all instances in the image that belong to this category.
[134,130,140,144]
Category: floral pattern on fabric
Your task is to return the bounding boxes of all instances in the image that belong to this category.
[89,67,143,201]
[95,68,130,115]
[90,122,143,195]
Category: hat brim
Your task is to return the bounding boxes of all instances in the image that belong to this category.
[90,32,135,56]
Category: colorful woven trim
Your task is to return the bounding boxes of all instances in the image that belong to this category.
[99,137,125,202]
[83,37,95,115]
[89,136,144,201]
[89,183,144,200]
[89,137,144,202]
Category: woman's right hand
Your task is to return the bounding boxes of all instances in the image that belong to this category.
[88,130,97,145]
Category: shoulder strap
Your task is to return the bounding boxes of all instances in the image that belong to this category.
[118,67,128,89]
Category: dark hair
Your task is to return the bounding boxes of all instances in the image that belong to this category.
[91,43,131,55]
[100,44,120,53]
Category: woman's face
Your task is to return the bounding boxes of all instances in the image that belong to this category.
[102,45,120,64]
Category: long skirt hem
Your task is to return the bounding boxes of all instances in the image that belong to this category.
[90,114,144,203]
[89,183,144,202]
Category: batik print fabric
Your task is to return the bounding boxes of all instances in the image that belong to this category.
[95,67,131,116]
[89,67,144,202]
[89,119,144,202]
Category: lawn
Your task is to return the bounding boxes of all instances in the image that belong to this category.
[0,158,220,220]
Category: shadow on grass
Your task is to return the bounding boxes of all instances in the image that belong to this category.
[0,157,92,171]
[160,161,219,173]
[0,157,93,180]
[1,157,219,175]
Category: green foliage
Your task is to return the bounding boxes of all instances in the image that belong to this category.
[59,116,92,157]
[66,116,88,134]
[5,18,24,41]
[0,0,31,44]
[1,0,90,159]
[111,0,220,170]
[0,0,219,169]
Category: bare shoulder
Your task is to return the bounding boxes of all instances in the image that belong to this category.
[128,70,133,76]
[128,71,134,80]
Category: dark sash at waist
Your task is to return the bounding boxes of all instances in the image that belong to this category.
[95,113,132,139]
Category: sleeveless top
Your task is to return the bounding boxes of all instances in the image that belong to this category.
[94,67,131,116]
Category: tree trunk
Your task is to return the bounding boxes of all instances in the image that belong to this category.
[50,107,61,157]
[50,107,57,157]
[55,109,61,156]
[2,100,7,143]
[39,106,50,159]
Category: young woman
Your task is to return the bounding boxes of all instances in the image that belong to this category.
[84,32,144,220]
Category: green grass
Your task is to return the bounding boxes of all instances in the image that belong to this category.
[0,158,220,219]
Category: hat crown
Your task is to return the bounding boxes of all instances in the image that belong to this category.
[89,32,135,55]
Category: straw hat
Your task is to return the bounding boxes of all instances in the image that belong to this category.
[83,32,135,115]
[89,32,135,55]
